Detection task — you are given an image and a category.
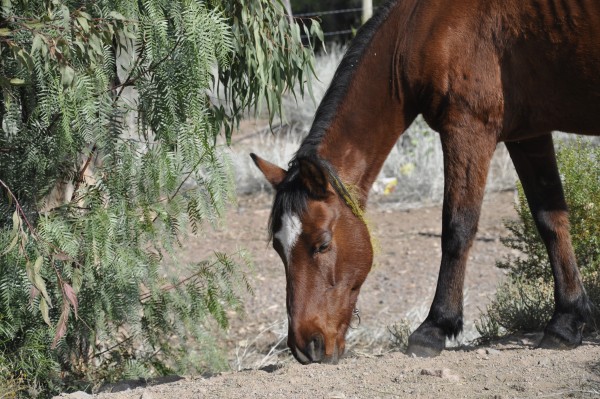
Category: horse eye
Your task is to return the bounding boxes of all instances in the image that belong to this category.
[315,241,331,254]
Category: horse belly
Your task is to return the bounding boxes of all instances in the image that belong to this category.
[500,1,600,138]
[502,51,600,137]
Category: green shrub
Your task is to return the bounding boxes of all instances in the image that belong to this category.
[0,355,26,399]
[476,278,555,342]
[478,139,600,342]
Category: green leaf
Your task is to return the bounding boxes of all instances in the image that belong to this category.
[77,16,90,33]
[11,210,19,234]
[2,210,20,254]
[72,267,82,293]
[2,234,18,255]
[88,34,103,56]
[0,28,12,37]
[16,48,34,70]
[9,78,26,86]
[23,20,43,29]
[40,299,51,325]
[30,256,52,306]
[60,64,75,88]
[31,34,44,54]
[108,11,126,20]
[33,255,42,274]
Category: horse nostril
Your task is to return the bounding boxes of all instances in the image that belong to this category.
[306,335,325,363]
[292,345,311,364]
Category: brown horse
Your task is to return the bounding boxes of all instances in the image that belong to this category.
[251,0,600,364]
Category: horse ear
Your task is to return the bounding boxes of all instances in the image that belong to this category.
[250,153,287,188]
[297,158,331,198]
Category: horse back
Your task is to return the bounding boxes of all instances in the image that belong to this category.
[402,0,600,139]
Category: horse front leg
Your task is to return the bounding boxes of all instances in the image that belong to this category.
[506,135,590,349]
[406,130,497,357]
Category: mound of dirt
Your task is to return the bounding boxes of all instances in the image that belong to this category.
[93,336,600,398]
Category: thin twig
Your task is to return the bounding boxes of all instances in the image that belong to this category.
[71,145,97,201]
[93,335,135,358]
[111,37,182,100]
[139,261,210,302]
[150,156,204,223]
[0,179,39,242]
[111,40,146,101]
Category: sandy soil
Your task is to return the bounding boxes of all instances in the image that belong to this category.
[95,339,600,398]
[83,189,600,398]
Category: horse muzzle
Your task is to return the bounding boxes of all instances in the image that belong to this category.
[290,334,342,365]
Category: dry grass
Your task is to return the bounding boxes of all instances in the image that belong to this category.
[231,319,290,371]
[228,293,485,370]
[0,374,25,399]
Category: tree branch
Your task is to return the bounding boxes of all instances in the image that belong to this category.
[71,145,97,202]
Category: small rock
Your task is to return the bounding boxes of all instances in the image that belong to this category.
[420,368,460,382]
[476,349,487,356]
[486,348,501,356]
[518,337,535,346]
[327,392,346,399]
[537,358,551,367]
[140,391,153,399]
[52,392,91,399]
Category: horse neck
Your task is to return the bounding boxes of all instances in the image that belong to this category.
[316,1,416,203]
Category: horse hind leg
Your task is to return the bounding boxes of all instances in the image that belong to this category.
[506,135,590,349]
[406,124,497,357]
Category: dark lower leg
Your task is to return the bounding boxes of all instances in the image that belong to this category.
[407,132,495,357]
[406,206,481,356]
[506,135,589,349]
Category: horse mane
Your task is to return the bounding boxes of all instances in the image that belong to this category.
[296,0,400,158]
[269,0,399,240]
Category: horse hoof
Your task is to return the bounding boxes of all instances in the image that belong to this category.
[537,311,585,350]
[537,333,578,350]
[406,324,446,358]
[537,329,582,350]
[406,343,442,358]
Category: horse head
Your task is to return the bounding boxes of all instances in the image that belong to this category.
[251,153,373,364]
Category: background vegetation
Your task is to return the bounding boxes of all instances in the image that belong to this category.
[292,0,386,43]
[0,0,320,396]
[477,140,600,342]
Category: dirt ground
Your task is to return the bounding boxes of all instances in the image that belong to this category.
[86,190,600,398]
[94,341,600,398]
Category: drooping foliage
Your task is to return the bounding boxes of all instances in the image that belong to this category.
[0,0,321,395]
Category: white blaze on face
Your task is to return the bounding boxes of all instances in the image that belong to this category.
[274,213,302,264]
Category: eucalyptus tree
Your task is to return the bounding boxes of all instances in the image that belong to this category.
[0,0,321,394]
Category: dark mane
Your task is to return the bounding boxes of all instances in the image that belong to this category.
[296,0,400,159]
[269,0,399,240]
